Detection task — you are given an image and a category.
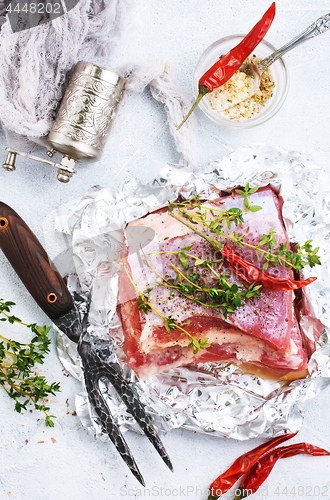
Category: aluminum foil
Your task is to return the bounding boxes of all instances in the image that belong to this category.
[55,143,330,440]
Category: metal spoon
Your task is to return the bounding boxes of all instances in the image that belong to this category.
[222,13,330,111]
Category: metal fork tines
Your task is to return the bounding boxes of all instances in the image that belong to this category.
[78,333,173,485]
[53,297,172,486]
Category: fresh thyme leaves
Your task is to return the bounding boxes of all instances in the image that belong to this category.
[164,315,177,333]
[235,184,260,210]
[190,337,211,354]
[178,244,193,269]
[276,240,321,270]
[169,185,262,231]
[0,300,60,427]
[163,314,209,354]
[251,228,321,271]
[298,240,321,268]
[137,288,153,314]
[164,315,190,334]
[144,251,262,319]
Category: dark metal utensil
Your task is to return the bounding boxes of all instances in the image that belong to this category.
[0,201,173,486]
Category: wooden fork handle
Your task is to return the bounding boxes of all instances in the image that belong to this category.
[0,202,74,319]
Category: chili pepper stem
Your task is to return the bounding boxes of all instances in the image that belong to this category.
[169,211,224,253]
[232,489,248,500]
[207,489,247,500]
[177,84,210,130]
[207,494,219,500]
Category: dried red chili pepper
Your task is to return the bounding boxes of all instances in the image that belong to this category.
[221,244,317,291]
[177,2,276,130]
[207,432,297,500]
[233,442,330,500]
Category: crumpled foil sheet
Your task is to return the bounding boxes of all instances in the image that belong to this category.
[55,143,330,440]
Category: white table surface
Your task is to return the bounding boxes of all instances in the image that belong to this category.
[1,1,330,499]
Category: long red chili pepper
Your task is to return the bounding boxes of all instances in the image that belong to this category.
[207,432,297,500]
[233,442,330,500]
[177,2,276,130]
[222,244,317,291]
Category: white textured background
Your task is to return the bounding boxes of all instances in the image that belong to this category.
[1,1,330,499]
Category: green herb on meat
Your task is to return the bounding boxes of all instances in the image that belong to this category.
[144,250,261,319]
[122,261,208,354]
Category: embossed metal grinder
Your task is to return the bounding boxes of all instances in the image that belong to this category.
[3,61,126,182]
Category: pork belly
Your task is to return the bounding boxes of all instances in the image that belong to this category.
[118,186,309,380]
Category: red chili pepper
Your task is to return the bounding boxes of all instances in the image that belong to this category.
[233,442,330,499]
[177,2,276,130]
[221,244,317,291]
[207,432,297,500]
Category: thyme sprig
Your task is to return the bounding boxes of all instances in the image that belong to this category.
[169,185,261,229]
[145,248,261,318]
[122,261,210,354]
[0,300,60,427]
[168,185,321,271]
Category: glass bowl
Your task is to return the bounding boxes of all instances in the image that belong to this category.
[193,35,289,128]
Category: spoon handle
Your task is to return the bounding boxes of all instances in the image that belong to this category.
[257,13,330,74]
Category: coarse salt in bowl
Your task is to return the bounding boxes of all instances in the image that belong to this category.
[193,35,289,128]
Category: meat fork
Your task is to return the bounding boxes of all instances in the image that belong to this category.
[0,201,173,485]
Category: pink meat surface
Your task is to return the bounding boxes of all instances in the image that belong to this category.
[118,186,309,380]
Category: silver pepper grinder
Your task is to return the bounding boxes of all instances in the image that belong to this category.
[3,61,126,183]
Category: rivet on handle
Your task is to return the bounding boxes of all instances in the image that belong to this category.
[0,217,8,229]
[47,293,58,304]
